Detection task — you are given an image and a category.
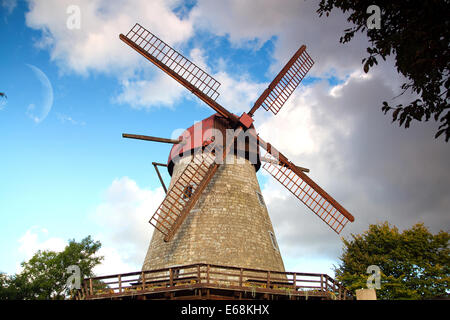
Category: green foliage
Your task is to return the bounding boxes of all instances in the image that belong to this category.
[317,1,450,142]
[0,236,103,300]
[0,273,33,300]
[335,222,450,300]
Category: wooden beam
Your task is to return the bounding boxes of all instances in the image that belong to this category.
[260,156,310,173]
[122,133,183,144]
[152,162,168,194]
[152,162,168,167]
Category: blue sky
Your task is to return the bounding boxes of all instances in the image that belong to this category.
[1,0,448,278]
[0,1,267,273]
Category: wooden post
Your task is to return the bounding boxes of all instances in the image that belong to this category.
[118,275,122,293]
[267,271,271,288]
[84,280,88,297]
[320,275,323,291]
[89,278,93,296]
[207,265,210,284]
[170,268,173,287]
[293,273,297,291]
[152,163,168,193]
[239,268,243,287]
[141,271,146,290]
[197,265,201,284]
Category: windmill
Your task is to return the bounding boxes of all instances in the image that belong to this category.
[120,24,355,272]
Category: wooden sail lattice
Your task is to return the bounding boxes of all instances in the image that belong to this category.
[149,141,220,240]
[258,46,314,115]
[123,23,221,101]
[260,150,351,234]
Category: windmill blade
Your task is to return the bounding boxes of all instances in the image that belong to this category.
[150,126,244,241]
[248,46,314,116]
[149,140,221,242]
[120,24,239,123]
[258,138,354,234]
[260,156,310,173]
[121,23,220,100]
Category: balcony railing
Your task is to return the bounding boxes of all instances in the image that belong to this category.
[78,263,351,300]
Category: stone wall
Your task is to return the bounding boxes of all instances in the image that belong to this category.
[142,154,285,272]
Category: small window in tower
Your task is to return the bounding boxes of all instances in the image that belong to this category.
[256,191,266,207]
[182,184,193,199]
[268,231,279,251]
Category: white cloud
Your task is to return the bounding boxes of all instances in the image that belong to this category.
[22,0,368,111]
[25,0,192,75]
[23,0,367,112]
[17,227,67,272]
[214,71,267,113]
[14,177,164,276]
[258,83,335,157]
[114,72,186,108]
[57,113,86,126]
[24,0,193,108]
[183,46,268,113]
[93,246,136,277]
[1,0,17,14]
[90,177,165,275]
[192,0,370,78]
[189,47,209,72]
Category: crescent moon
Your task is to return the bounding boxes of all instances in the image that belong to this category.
[26,64,54,123]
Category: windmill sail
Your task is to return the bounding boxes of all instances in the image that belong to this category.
[260,146,354,234]
[149,140,221,241]
[250,45,314,116]
[120,23,221,101]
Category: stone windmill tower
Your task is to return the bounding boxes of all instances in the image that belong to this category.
[120,24,355,273]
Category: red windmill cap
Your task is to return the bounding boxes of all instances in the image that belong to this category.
[167,113,260,176]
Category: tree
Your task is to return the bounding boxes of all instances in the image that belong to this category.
[0,236,103,300]
[335,222,449,300]
[317,1,450,142]
[0,273,31,300]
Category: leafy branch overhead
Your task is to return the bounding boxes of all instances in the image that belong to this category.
[317,1,450,142]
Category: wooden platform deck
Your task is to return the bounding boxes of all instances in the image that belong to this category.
[77,263,352,300]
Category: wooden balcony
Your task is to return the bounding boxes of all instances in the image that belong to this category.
[77,263,352,300]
